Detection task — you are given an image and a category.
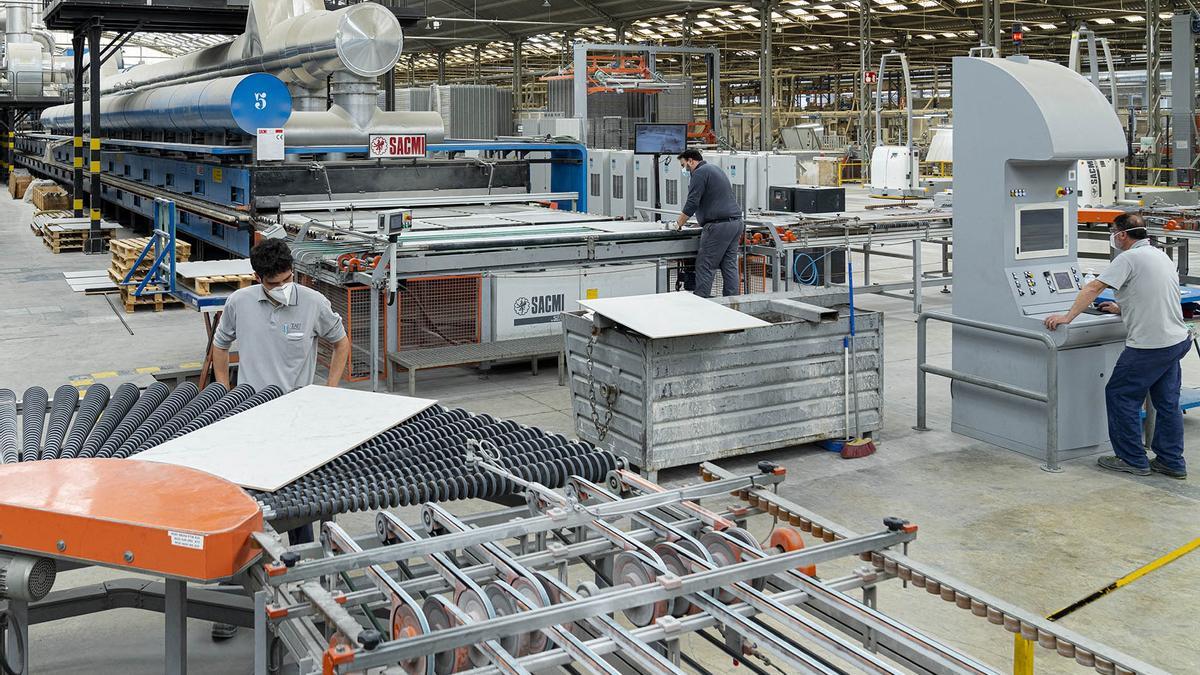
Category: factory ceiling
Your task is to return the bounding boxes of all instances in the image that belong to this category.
[109,0,1175,78]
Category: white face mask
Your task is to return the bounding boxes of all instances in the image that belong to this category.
[266,282,294,305]
[1109,232,1120,251]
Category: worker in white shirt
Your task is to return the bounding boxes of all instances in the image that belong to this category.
[1045,214,1190,479]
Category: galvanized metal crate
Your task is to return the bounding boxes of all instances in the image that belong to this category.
[562,291,883,472]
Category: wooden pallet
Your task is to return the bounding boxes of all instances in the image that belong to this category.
[30,222,43,237]
[109,237,192,264]
[44,235,111,254]
[109,253,192,279]
[116,285,181,313]
[189,273,255,296]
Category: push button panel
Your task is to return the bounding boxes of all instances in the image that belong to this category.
[1006,264,1083,306]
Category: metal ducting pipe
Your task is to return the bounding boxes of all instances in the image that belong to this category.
[284,107,445,146]
[41,73,294,134]
[0,554,56,602]
[5,3,30,43]
[102,3,402,94]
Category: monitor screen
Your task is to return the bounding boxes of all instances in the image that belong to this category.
[1053,271,1074,291]
[1017,206,1067,257]
[634,124,688,155]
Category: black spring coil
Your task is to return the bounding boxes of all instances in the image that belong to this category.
[0,389,16,465]
[41,385,78,461]
[113,382,198,459]
[169,384,255,440]
[78,383,141,459]
[251,407,617,521]
[60,384,110,460]
[132,382,227,455]
[214,385,283,422]
[19,387,47,462]
[94,382,171,459]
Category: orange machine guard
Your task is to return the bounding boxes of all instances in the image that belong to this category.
[1077,208,1126,225]
[0,459,263,582]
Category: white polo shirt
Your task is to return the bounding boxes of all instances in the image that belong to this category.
[1098,239,1189,349]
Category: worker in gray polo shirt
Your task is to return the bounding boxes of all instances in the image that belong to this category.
[212,238,351,393]
[208,238,351,640]
[1044,214,1191,479]
[674,149,745,297]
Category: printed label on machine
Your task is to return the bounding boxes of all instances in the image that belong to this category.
[168,530,206,550]
[369,134,427,159]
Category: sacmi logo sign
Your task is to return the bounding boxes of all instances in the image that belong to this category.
[513,294,565,326]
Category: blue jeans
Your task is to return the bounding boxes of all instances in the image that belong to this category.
[694,218,744,298]
[1105,338,1192,472]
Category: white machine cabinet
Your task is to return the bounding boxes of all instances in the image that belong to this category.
[632,154,657,221]
[609,150,635,219]
[586,149,611,216]
[492,263,657,340]
[658,155,690,217]
[949,55,1128,465]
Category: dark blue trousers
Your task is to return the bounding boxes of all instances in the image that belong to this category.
[1105,338,1192,472]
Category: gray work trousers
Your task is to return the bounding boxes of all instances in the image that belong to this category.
[694,218,745,298]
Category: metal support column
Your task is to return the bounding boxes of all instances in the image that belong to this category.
[71,32,84,218]
[759,1,774,151]
[474,45,483,83]
[991,0,1001,52]
[1172,13,1194,186]
[436,50,447,85]
[86,23,104,253]
[383,69,396,112]
[512,38,523,117]
[3,108,12,180]
[165,578,187,674]
[1146,0,1163,184]
[857,0,871,157]
[981,0,991,49]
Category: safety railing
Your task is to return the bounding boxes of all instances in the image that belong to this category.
[915,311,1062,472]
[1125,166,1177,187]
[837,160,864,186]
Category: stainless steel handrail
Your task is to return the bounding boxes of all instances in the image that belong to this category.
[915,311,1062,472]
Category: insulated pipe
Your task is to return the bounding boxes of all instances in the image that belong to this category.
[101,3,402,94]
[78,383,140,458]
[114,382,198,459]
[41,385,77,460]
[60,384,109,460]
[133,382,227,455]
[95,382,170,459]
[40,73,294,135]
[19,386,46,462]
[0,389,16,464]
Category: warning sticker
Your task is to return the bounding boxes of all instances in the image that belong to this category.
[169,530,205,550]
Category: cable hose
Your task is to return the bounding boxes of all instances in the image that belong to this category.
[94,382,170,459]
[793,250,835,286]
[0,609,25,675]
[132,382,227,455]
[41,385,78,460]
[0,390,17,464]
[113,382,199,459]
[168,384,255,440]
[78,383,140,459]
[19,387,47,462]
[59,384,110,459]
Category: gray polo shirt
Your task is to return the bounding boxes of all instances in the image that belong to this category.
[1098,239,1189,349]
[212,284,347,392]
[681,161,743,226]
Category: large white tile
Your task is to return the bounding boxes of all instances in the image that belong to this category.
[137,385,436,491]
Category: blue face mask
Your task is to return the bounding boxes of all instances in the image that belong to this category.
[682,168,690,176]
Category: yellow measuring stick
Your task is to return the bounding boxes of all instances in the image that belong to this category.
[1013,535,1200,674]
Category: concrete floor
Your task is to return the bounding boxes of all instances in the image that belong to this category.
[2,190,1197,674]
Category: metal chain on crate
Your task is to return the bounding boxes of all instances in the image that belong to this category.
[584,331,615,442]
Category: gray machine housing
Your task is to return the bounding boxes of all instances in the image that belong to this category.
[950,56,1127,459]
